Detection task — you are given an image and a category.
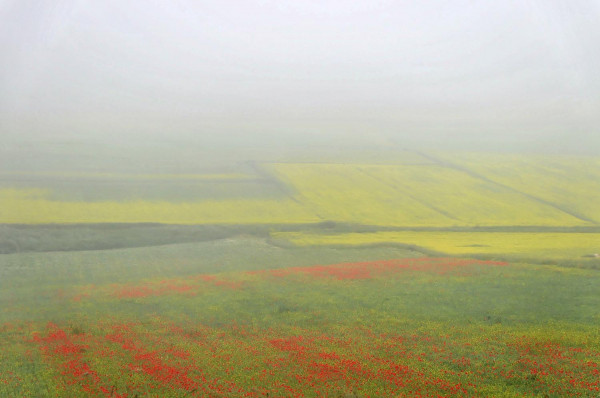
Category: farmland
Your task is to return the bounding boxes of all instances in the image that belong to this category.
[1,153,599,227]
[0,188,317,225]
[269,163,588,227]
[2,240,600,397]
[4,0,600,395]
[440,153,600,224]
[1,151,600,397]
[271,231,600,263]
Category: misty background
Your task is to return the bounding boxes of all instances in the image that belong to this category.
[1,0,599,173]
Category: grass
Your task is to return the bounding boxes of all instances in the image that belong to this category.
[0,173,284,202]
[1,241,600,397]
[0,237,420,303]
[2,151,600,396]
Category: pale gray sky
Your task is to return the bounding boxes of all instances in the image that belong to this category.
[1,0,599,158]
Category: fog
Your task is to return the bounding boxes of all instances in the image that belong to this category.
[2,5,600,395]
[1,0,599,172]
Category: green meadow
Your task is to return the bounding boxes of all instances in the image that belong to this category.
[1,151,600,397]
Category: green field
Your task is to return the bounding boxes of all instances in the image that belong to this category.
[2,151,600,397]
[1,238,600,397]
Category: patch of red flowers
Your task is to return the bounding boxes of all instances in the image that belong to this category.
[251,257,507,281]
[113,276,242,299]
[26,319,600,397]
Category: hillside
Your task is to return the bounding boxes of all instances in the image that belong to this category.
[1,152,598,228]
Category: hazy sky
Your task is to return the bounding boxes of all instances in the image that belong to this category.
[1,0,599,153]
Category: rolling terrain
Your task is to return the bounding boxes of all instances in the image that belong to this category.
[1,152,598,229]
[1,151,599,397]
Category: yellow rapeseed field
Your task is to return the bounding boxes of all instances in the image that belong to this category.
[442,153,600,224]
[269,164,456,227]
[0,188,319,224]
[272,231,600,259]
[270,163,586,227]
[2,155,598,226]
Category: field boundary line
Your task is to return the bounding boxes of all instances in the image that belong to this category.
[357,167,460,222]
[415,151,597,225]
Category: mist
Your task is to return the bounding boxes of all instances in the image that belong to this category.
[2,0,599,173]
[3,3,600,397]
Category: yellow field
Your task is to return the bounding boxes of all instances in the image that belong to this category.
[270,163,587,227]
[0,189,319,224]
[443,153,600,224]
[269,164,456,227]
[2,153,598,226]
[271,231,600,259]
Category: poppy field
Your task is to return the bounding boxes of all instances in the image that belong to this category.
[1,240,599,397]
